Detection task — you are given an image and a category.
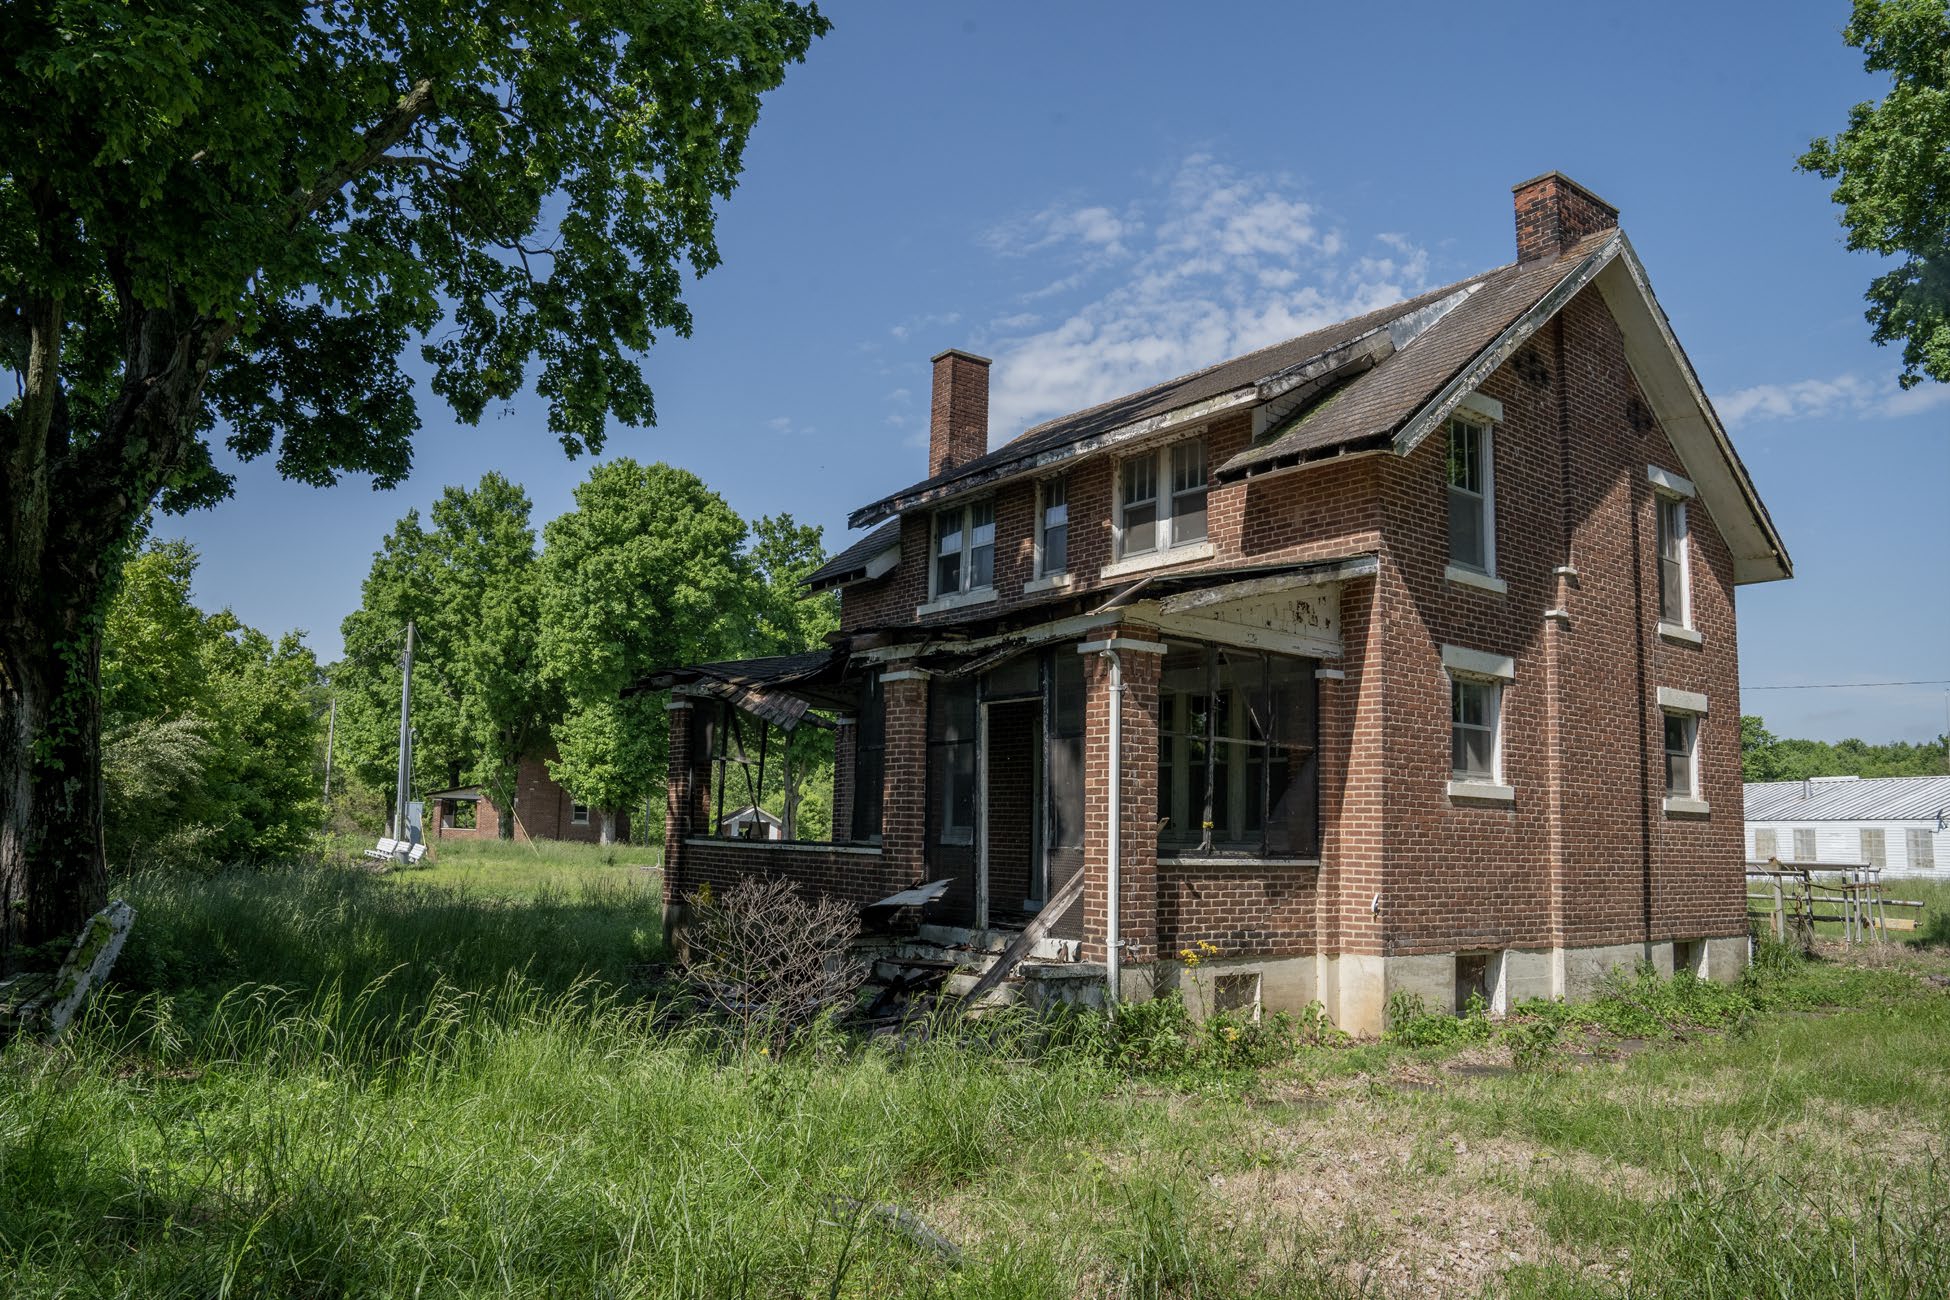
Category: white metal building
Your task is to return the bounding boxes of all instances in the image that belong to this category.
[1745,775,1950,879]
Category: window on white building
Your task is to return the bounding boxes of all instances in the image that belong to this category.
[1793,827,1817,861]
[1907,828,1936,870]
[1860,827,1886,869]
[1754,828,1778,860]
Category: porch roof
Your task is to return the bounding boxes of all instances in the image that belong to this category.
[632,648,852,729]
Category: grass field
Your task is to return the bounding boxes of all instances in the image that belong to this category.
[3,863,1947,1298]
[377,833,664,902]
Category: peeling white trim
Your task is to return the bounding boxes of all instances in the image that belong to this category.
[1456,390,1504,424]
[1099,540,1216,580]
[1078,635,1169,656]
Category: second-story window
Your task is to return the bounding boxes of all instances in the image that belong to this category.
[1447,417,1494,574]
[1118,436,1208,560]
[1657,495,1690,626]
[1038,478,1068,576]
[933,499,995,598]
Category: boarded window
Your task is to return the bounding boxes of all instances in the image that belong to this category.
[1907,828,1936,870]
[1860,828,1887,869]
[1793,828,1817,861]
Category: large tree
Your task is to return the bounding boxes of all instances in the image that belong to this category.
[0,1,827,944]
[538,459,752,843]
[1800,0,1950,387]
[334,473,545,833]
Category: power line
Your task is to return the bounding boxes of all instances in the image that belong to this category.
[1742,679,1950,691]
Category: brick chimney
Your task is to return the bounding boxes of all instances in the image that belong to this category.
[929,348,991,475]
[1512,172,1618,263]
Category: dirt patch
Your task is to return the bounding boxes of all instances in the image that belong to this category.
[1210,1100,1645,1297]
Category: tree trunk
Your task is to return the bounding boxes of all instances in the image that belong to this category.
[2,596,111,965]
[599,808,616,845]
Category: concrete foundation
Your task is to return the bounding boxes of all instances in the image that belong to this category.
[1132,935,1750,1036]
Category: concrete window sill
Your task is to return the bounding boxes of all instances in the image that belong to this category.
[1658,622,1703,646]
[1663,797,1711,817]
[1447,780,1516,804]
[1022,572,1075,595]
[1099,540,1216,580]
[914,587,997,618]
[1445,564,1508,595]
[1161,855,1322,869]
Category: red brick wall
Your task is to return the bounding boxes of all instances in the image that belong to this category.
[818,283,1747,968]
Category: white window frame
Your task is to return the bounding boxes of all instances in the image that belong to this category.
[1792,827,1816,862]
[1034,476,1069,580]
[1111,435,1210,565]
[1662,711,1699,800]
[1656,686,1709,815]
[1860,827,1887,869]
[1444,415,1498,586]
[928,498,996,602]
[1906,827,1935,870]
[1442,645,1514,802]
[571,802,590,826]
[1649,466,1700,643]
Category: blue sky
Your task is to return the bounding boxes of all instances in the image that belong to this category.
[168,1,1949,744]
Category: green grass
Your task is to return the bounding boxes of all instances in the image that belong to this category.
[386,833,663,903]
[6,863,1950,1298]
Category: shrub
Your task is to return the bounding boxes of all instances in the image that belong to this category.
[679,877,866,1051]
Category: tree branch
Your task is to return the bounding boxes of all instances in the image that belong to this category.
[287,78,437,229]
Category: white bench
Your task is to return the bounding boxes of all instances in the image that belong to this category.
[361,839,428,865]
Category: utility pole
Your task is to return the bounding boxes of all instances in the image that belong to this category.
[393,620,416,846]
[322,694,337,805]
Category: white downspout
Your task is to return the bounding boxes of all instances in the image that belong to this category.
[1101,648,1123,1011]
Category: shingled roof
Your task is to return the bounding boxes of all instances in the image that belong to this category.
[805,518,900,592]
[845,225,1790,585]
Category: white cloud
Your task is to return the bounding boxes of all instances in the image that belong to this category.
[1713,372,1950,426]
[890,311,961,342]
[767,415,816,437]
[979,156,1434,437]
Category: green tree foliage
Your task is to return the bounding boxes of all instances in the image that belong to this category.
[99,541,325,865]
[334,474,545,834]
[2,0,828,942]
[1799,0,1950,387]
[539,460,753,841]
[1741,714,1950,782]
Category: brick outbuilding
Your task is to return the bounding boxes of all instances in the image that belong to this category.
[648,173,1791,1033]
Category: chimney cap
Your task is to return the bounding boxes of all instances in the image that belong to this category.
[1511,170,1619,216]
[930,348,993,367]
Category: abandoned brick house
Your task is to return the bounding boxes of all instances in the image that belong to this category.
[423,754,620,845]
[647,173,1790,1034]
